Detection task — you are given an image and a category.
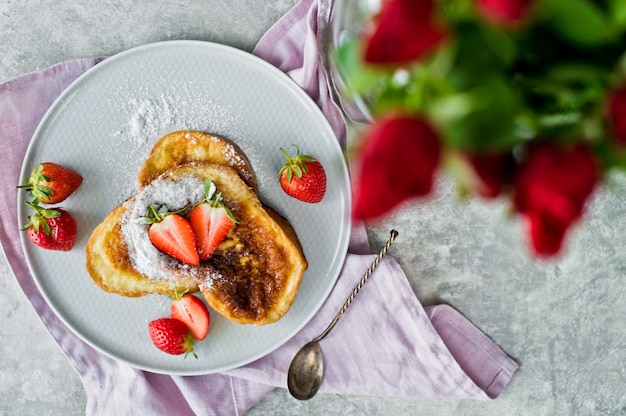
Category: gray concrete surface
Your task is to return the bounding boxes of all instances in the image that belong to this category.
[1,1,625,415]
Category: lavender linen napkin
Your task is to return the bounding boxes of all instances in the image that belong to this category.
[0,1,518,415]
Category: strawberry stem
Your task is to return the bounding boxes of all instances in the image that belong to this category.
[20,200,60,234]
[137,204,186,225]
[171,285,188,301]
[149,205,164,222]
[182,332,198,359]
[204,177,217,201]
[196,178,239,223]
[279,144,316,181]
[16,163,53,202]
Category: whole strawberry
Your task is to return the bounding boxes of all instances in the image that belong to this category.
[149,318,197,357]
[278,145,327,203]
[22,201,77,251]
[19,162,83,204]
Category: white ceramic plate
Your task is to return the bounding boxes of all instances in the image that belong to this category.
[18,40,351,375]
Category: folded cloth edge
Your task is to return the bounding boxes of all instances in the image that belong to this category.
[426,305,519,399]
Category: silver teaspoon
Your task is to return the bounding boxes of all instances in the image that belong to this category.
[287,230,399,400]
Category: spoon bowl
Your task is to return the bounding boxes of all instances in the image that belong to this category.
[286,230,398,400]
[287,341,324,400]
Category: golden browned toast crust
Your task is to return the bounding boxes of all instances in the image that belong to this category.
[137,130,258,193]
[85,130,308,325]
[155,163,308,325]
[85,201,199,297]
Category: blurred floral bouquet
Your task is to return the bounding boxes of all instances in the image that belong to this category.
[335,0,626,256]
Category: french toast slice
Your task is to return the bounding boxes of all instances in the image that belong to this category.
[201,205,306,324]
[86,162,308,325]
[87,130,254,297]
[157,163,308,325]
[86,199,200,297]
[137,130,258,193]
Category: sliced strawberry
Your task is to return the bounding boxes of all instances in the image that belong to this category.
[21,201,77,251]
[144,205,200,266]
[189,204,234,259]
[189,178,236,259]
[171,289,211,340]
[279,145,327,203]
[18,162,83,204]
[148,318,196,357]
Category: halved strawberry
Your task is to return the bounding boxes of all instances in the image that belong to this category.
[189,178,236,259]
[21,201,77,251]
[148,318,196,357]
[18,162,83,204]
[279,145,326,203]
[171,288,211,340]
[142,205,200,266]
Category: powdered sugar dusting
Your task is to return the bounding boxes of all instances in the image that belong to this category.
[118,91,245,155]
[221,140,255,185]
[91,76,261,285]
[127,96,175,148]
[96,78,250,205]
[121,174,207,282]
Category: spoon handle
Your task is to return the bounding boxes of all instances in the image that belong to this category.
[312,229,399,343]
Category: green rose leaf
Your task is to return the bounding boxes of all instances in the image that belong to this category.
[542,0,617,47]
[430,75,520,152]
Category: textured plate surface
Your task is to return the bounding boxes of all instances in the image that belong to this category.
[18,40,351,375]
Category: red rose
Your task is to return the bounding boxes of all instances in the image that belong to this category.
[364,0,447,65]
[513,142,599,256]
[352,116,441,221]
[465,151,516,198]
[607,84,626,145]
[477,0,533,25]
